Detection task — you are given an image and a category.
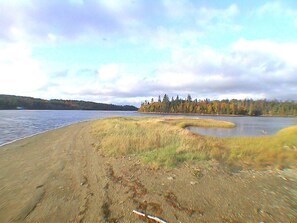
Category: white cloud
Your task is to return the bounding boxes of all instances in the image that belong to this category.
[256,2,283,15]
[0,1,242,44]
[197,4,239,25]
[97,64,120,82]
[47,33,58,42]
[0,43,48,95]
[232,38,297,66]
[162,0,194,17]
[199,3,239,19]
[9,38,296,105]
[148,38,297,100]
[38,63,145,101]
[100,0,135,12]
[255,1,297,28]
[255,1,297,17]
[147,28,202,50]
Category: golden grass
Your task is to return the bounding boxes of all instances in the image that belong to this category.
[223,125,297,169]
[91,116,297,169]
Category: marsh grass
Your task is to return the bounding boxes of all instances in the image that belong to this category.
[92,116,297,169]
[224,125,297,169]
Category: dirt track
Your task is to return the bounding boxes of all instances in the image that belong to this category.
[0,121,296,222]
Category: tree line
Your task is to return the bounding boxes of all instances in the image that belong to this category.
[0,94,137,111]
[139,94,297,116]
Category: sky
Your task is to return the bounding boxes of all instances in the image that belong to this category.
[0,0,297,106]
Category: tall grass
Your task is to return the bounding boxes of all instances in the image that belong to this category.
[223,125,297,169]
[91,117,297,169]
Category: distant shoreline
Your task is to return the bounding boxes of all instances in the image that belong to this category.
[0,109,138,111]
[0,94,138,111]
[137,111,297,118]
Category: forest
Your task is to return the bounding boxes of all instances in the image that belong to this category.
[0,95,137,111]
[139,94,297,116]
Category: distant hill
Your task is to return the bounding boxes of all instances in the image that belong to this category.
[0,95,138,111]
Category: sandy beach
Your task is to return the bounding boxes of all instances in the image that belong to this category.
[0,120,296,222]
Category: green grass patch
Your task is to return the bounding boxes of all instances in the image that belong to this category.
[91,116,297,169]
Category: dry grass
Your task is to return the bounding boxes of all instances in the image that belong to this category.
[223,125,297,169]
[91,116,297,169]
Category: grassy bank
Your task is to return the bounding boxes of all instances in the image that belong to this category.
[91,117,297,169]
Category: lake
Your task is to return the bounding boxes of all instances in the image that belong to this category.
[0,110,296,146]
[0,110,146,146]
[187,116,296,137]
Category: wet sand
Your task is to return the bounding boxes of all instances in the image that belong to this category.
[0,121,296,222]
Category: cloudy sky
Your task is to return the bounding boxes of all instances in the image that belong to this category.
[0,0,297,105]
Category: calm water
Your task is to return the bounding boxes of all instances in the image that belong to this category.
[0,110,146,146]
[188,116,296,137]
[0,111,296,146]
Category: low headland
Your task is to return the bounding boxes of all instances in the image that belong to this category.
[0,94,138,111]
[0,116,296,222]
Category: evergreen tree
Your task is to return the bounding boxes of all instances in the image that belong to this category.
[187,94,192,102]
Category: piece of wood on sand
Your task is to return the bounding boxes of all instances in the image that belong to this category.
[132,210,168,223]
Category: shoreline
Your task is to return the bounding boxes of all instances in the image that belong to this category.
[0,110,139,147]
[0,119,94,148]
[1,113,296,147]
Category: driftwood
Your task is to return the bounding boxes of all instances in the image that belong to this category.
[132,210,168,223]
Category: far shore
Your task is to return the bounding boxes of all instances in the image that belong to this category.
[137,111,297,118]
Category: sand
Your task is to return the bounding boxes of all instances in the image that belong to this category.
[0,120,296,222]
